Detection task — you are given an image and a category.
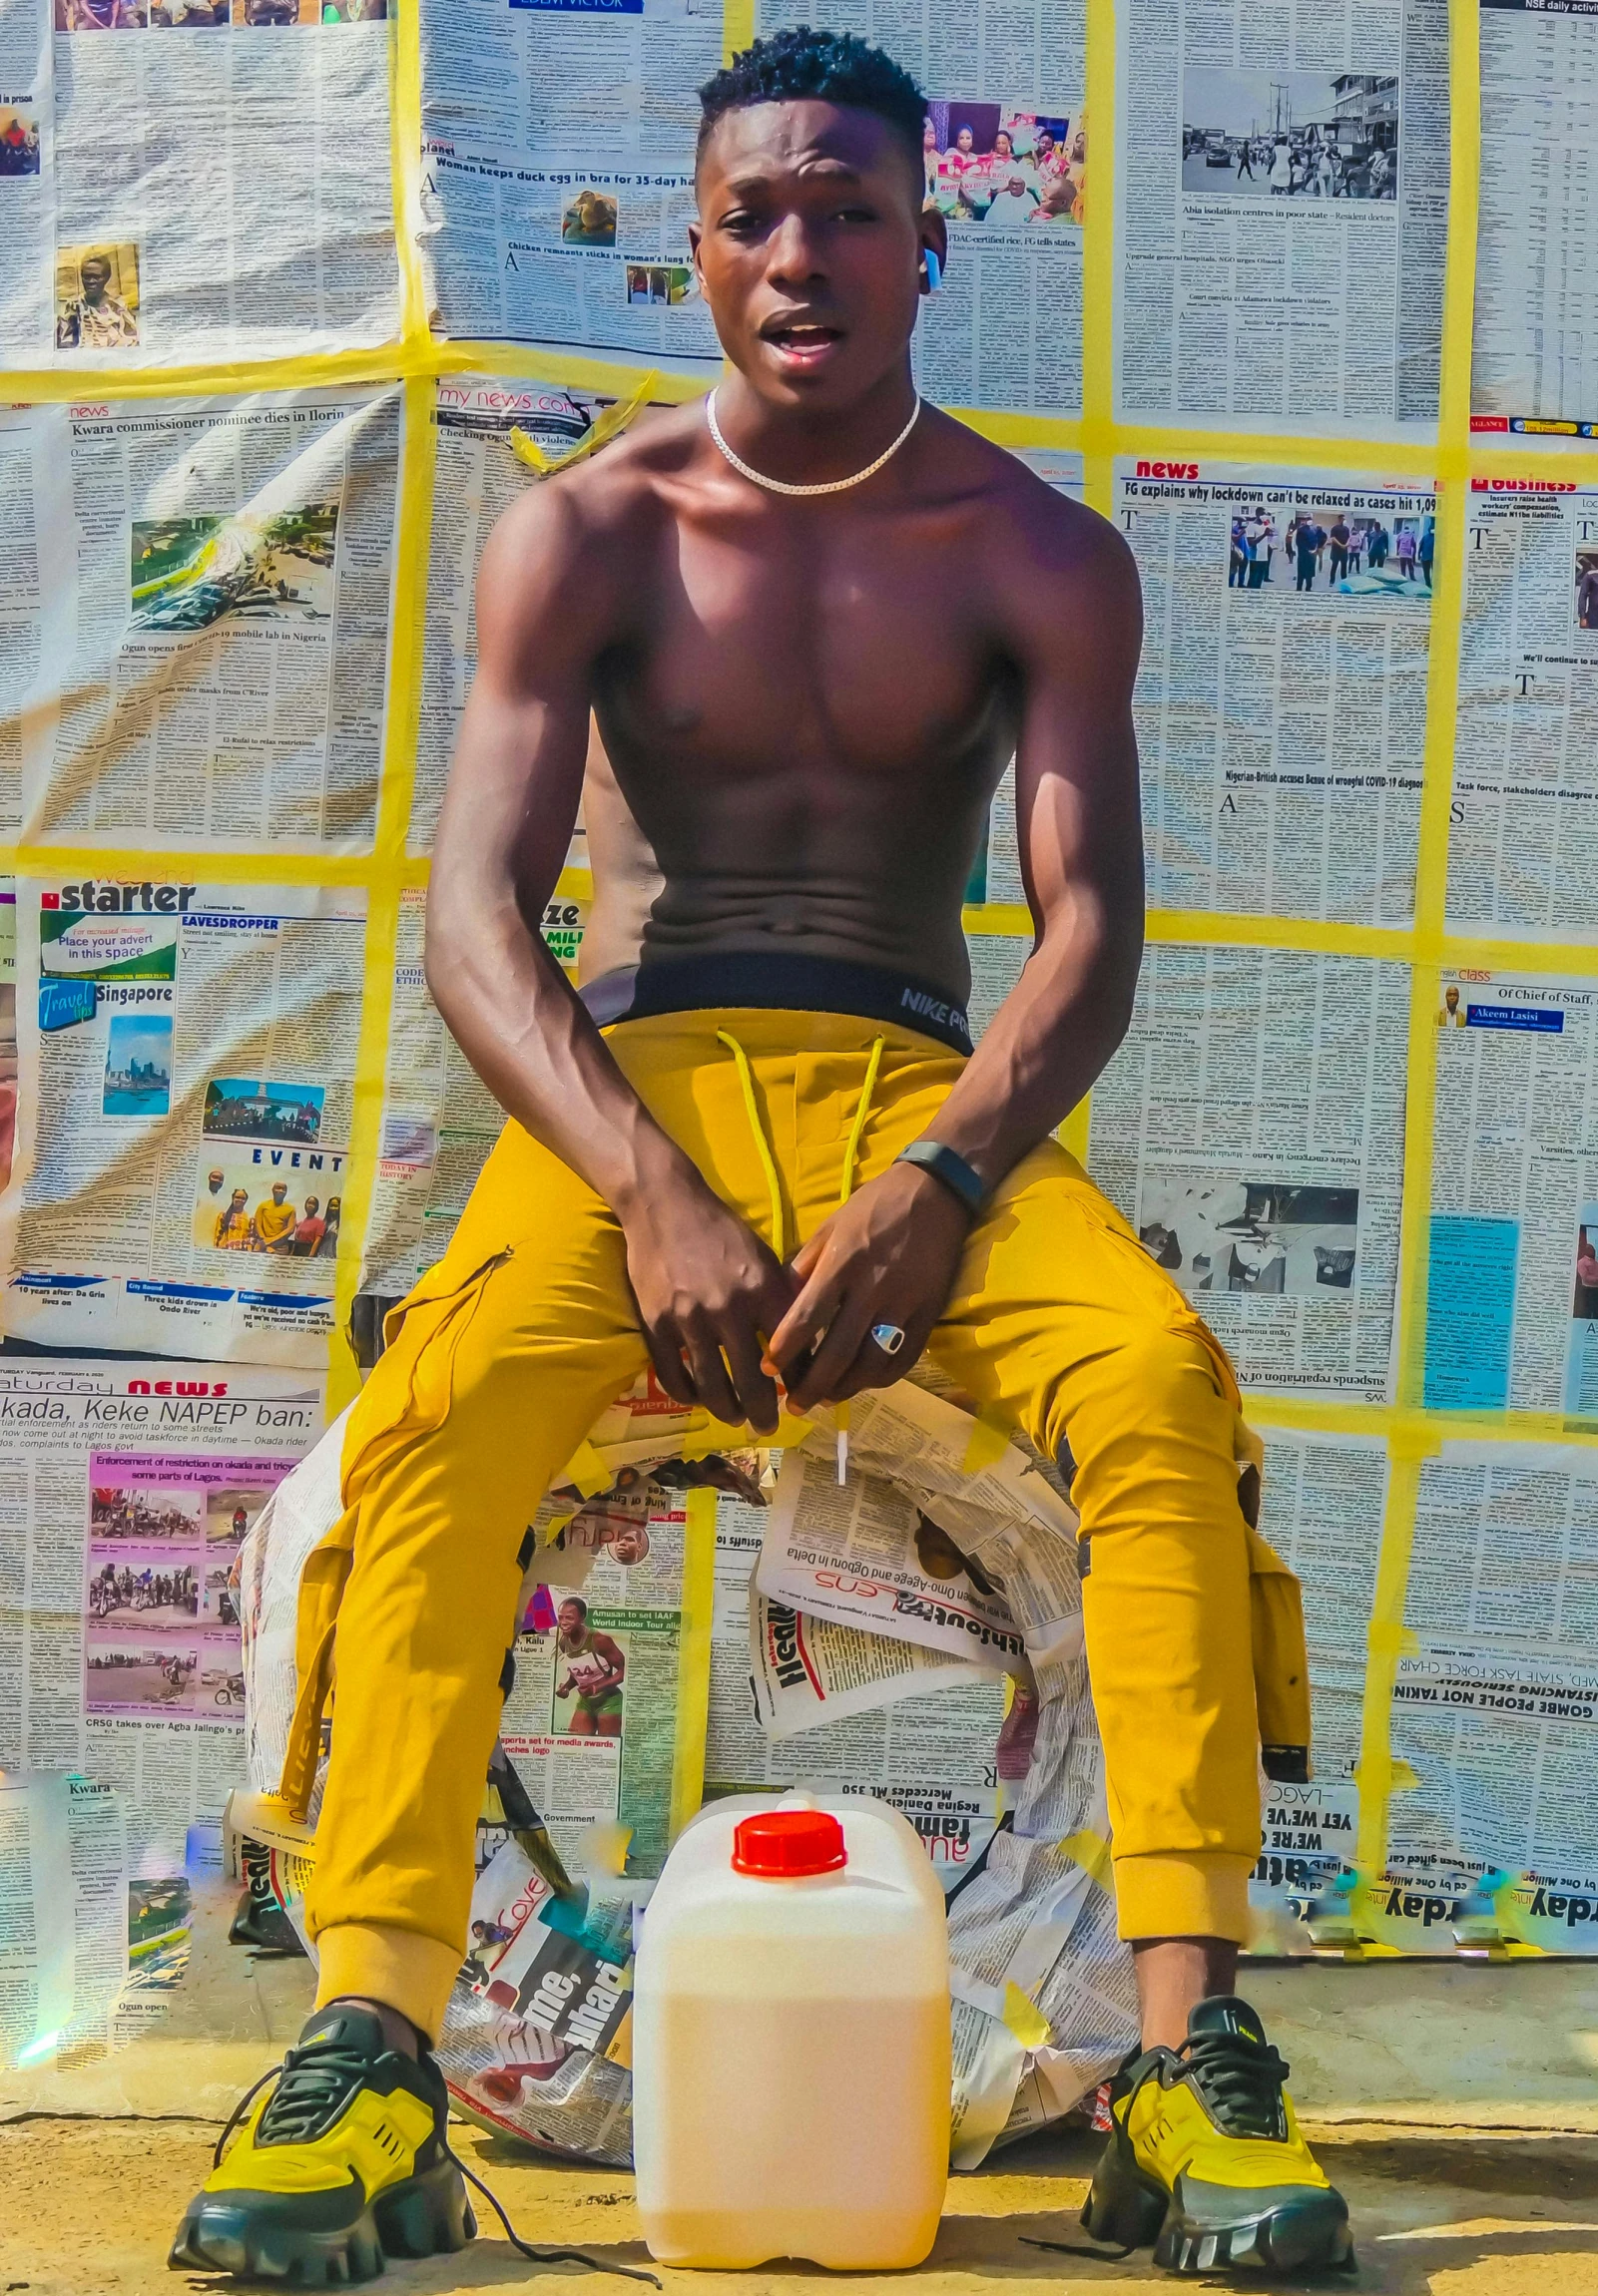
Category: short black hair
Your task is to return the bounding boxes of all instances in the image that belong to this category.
[697,27,926,181]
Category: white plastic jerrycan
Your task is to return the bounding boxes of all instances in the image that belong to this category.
[632,1790,951,2269]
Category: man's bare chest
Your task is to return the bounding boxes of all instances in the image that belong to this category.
[601,518,1009,778]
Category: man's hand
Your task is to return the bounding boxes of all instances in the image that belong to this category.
[763,1164,971,1413]
[621,1175,798,1434]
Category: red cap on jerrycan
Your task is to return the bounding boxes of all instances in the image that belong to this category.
[732,1808,847,1878]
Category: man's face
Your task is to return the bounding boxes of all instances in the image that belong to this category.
[691,101,943,414]
[1445,987,1459,1014]
[208,1169,224,1194]
[80,258,111,304]
[271,1184,287,1204]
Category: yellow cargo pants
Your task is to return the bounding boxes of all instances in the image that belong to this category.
[295,1009,1294,2041]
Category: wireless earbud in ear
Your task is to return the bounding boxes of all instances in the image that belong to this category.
[921,246,942,292]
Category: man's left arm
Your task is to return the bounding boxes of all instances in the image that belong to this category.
[769,504,1145,1410]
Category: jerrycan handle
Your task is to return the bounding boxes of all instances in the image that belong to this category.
[732,1809,847,1878]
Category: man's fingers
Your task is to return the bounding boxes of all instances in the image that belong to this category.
[643,1325,696,1408]
[765,1267,842,1373]
[826,1325,930,1404]
[719,1319,782,1435]
[681,1317,745,1429]
[786,1296,876,1413]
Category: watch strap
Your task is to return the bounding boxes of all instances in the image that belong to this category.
[896,1139,986,1216]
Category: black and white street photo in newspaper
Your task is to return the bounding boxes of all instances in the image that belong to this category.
[1182,65,1397,202]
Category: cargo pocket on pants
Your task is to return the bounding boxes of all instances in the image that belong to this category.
[1246,1524,1311,1783]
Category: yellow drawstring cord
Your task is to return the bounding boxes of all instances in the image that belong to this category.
[716,1030,788,1264]
[838,1034,886,1207]
[717,1028,887,1475]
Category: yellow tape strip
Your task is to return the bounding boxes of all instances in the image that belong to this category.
[326,373,438,1416]
[669,1486,719,1842]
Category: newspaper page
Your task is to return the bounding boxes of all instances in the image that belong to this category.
[1082,944,1409,1397]
[1449,477,1598,938]
[1118,461,1433,926]
[1116,0,1448,437]
[1386,1440,1598,1943]
[411,370,658,859]
[1425,969,1598,1413]
[759,0,1087,415]
[358,884,587,1303]
[1472,1,1598,441]
[0,1355,320,1893]
[713,1499,1008,1887]
[418,0,722,365]
[4,876,365,1364]
[756,1448,1026,1671]
[502,1485,698,1880]
[0,0,398,371]
[20,390,399,853]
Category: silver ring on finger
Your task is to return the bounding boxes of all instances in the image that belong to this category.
[869,1322,906,1356]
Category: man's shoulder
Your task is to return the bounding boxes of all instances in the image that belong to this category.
[481,401,703,573]
[932,414,1137,610]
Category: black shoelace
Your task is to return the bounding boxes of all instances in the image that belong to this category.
[213,2049,660,2285]
[1178,2027,1290,2140]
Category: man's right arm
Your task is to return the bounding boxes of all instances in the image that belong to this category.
[425,470,791,1431]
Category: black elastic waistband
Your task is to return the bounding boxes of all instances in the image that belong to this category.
[578,952,973,1056]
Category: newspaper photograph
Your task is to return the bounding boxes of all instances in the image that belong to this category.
[0,1355,320,1896]
[1472,0,1598,440]
[412,371,667,859]
[16,390,400,853]
[1425,970,1598,1413]
[418,0,721,362]
[502,1485,701,1880]
[1118,462,1432,926]
[1449,477,1598,939]
[1086,943,1409,1396]
[357,883,586,1304]
[760,0,1086,414]
[3,875,365,1363]
[1,0,399,369]
[1116,0,1448,436]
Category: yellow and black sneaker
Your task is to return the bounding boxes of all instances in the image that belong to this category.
[1079,1996,1352,2275]
[169,2005,474,2282]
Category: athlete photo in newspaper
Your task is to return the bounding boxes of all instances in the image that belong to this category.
[552,1595,626,1734]
[174,28,1345,2281]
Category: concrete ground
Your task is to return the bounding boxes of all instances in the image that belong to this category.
[4,1883,1597,2295]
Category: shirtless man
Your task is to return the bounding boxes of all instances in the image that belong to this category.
[174,27,1348,2282]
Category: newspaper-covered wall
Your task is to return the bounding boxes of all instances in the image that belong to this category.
[6,0,1598,2084]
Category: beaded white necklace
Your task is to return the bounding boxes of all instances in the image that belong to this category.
[705,388,921,497]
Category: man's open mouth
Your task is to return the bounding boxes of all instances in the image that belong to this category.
[763,320,844,358]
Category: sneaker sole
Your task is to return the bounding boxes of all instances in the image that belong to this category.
[168,2157,475,2283]
[1083,2132,1354,2277]
[1155,2192,1355,2277]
